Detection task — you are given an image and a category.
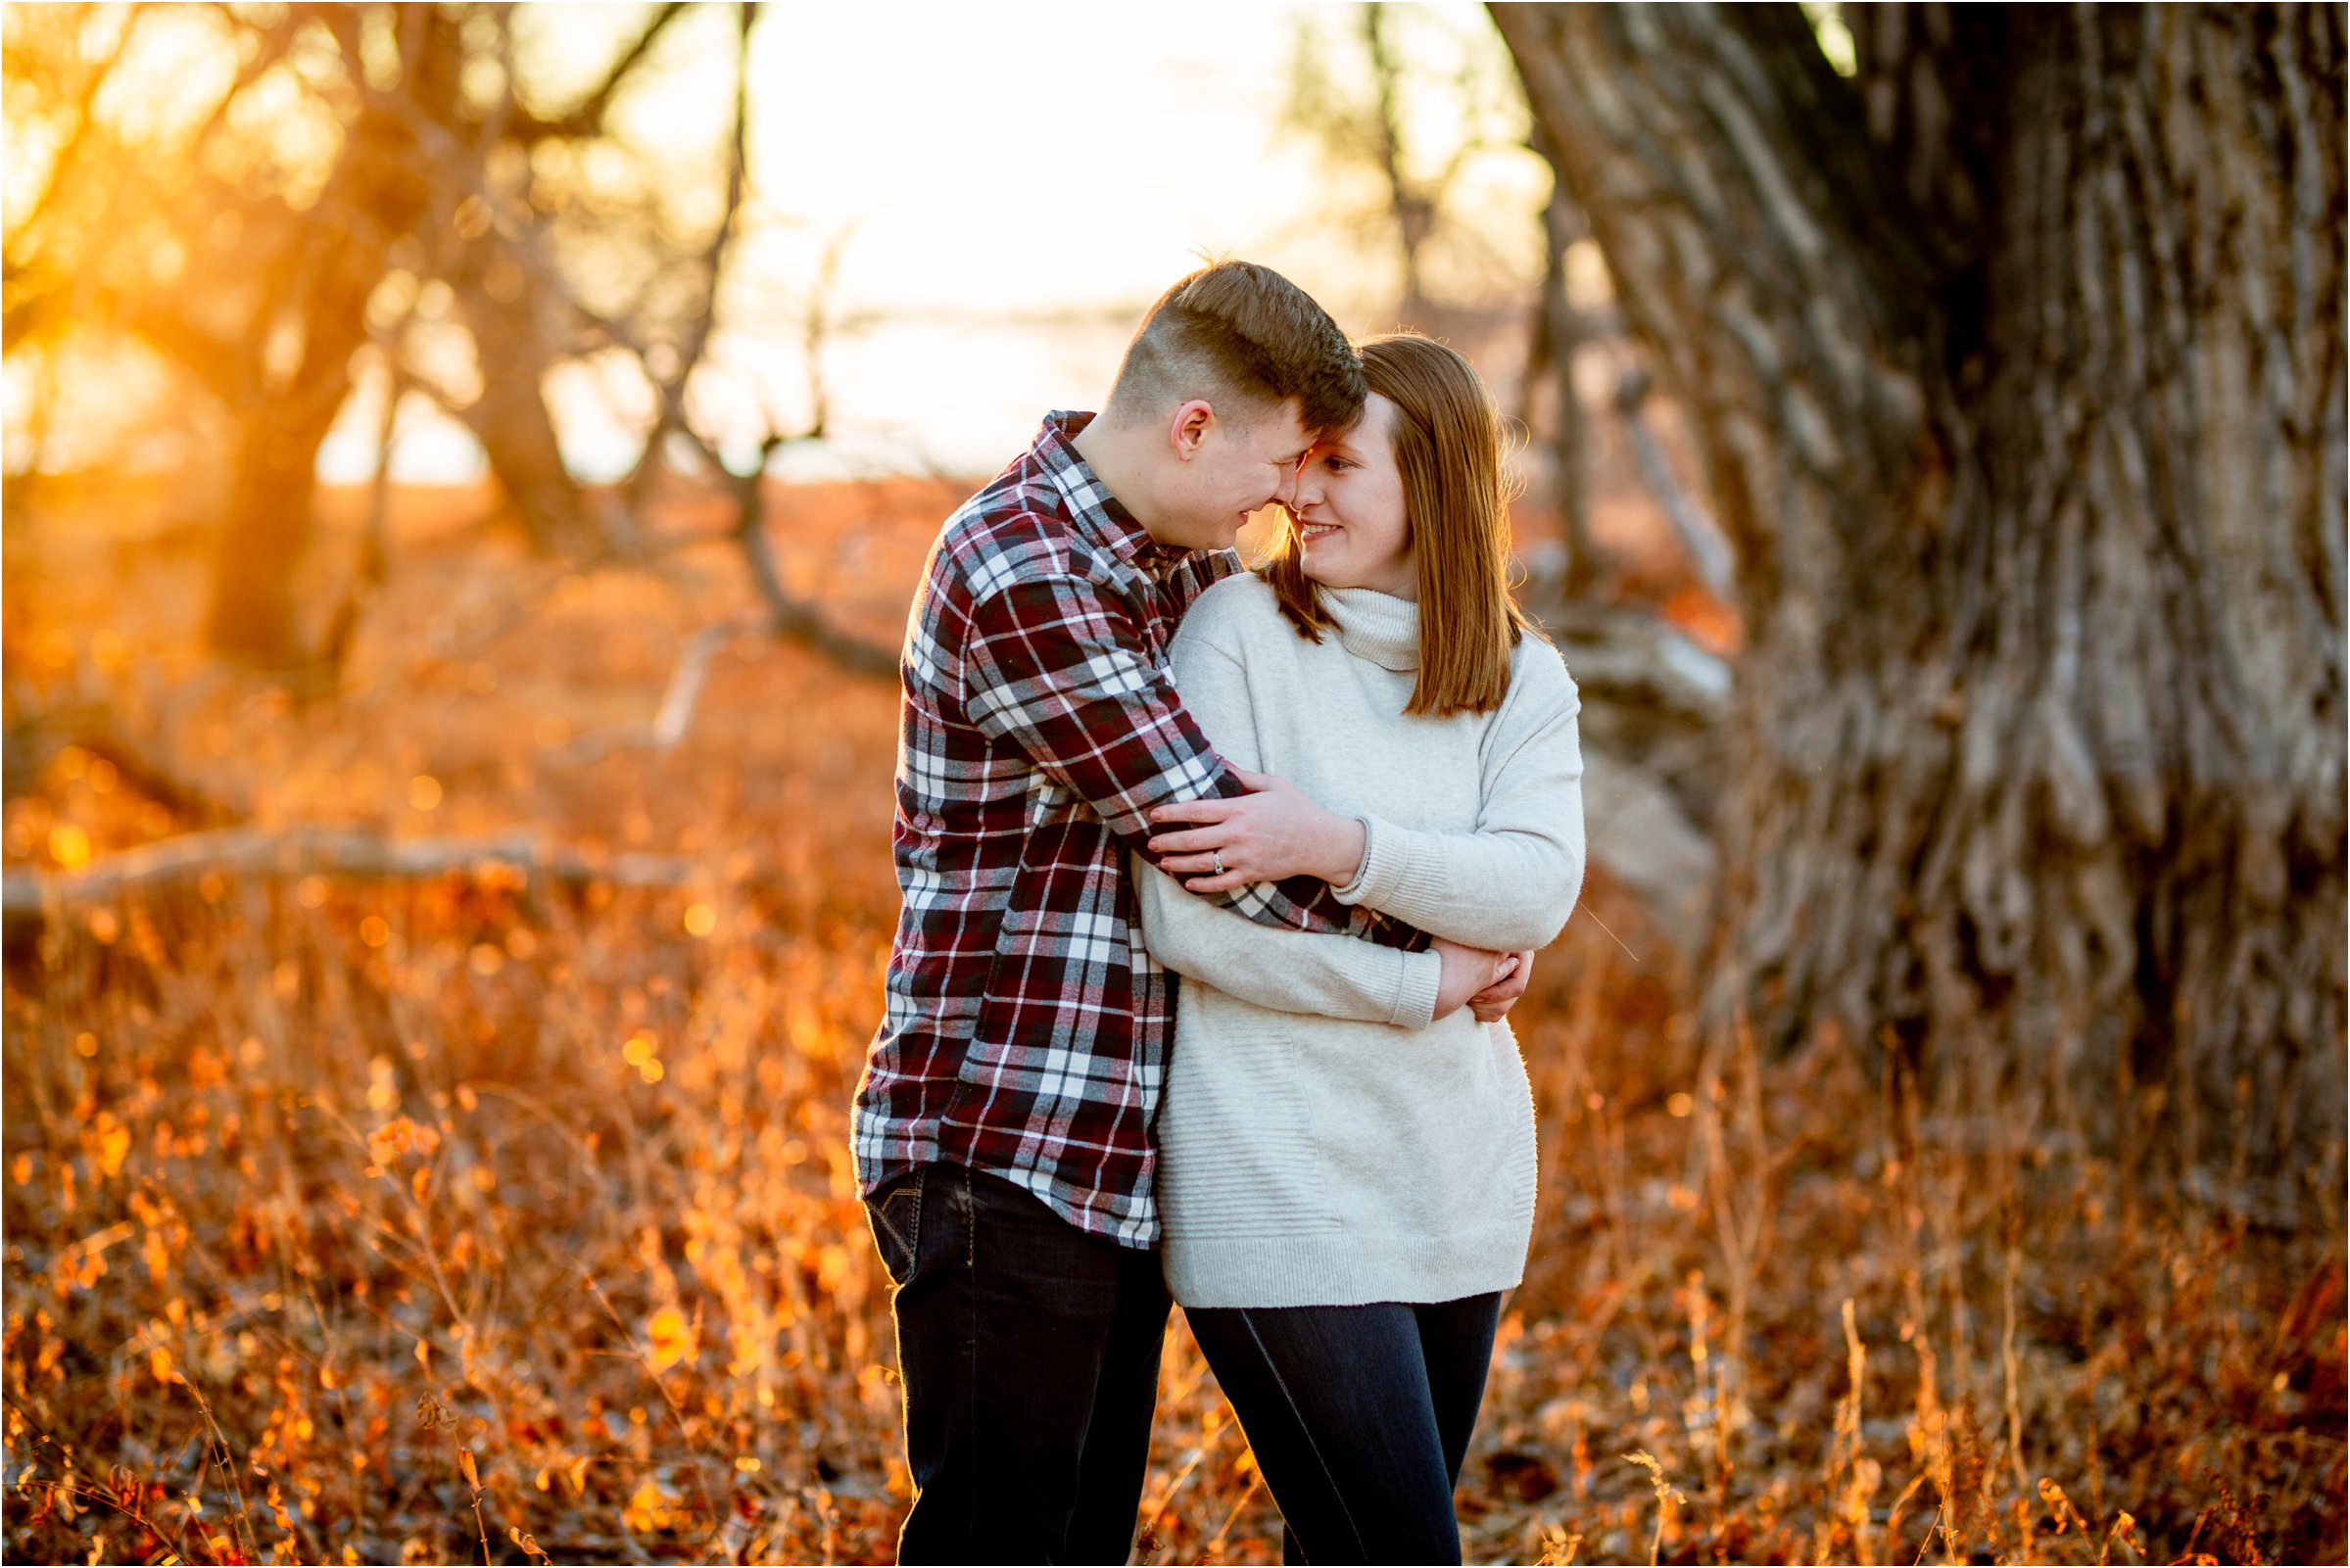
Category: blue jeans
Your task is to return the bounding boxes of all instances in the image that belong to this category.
[864,1163,1171,1564]
[1184,1293,1504,1565]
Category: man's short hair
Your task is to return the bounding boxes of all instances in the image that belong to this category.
[1106,261,1367,433]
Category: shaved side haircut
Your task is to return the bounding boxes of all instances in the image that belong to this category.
[1106,261,1367,434]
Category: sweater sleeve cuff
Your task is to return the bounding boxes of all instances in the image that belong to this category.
[1335,814,1399,909]
[1388,948,1442,1028]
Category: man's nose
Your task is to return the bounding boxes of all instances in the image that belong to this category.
[1271,464,1302,511]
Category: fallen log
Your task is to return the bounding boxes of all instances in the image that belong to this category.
[3,826,701,925]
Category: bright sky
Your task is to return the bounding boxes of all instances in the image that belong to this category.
[312,1,1541,485]
[2,2,1540,485]
[746,5,1360,315]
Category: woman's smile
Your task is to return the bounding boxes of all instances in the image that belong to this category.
[1285,394,1416,597]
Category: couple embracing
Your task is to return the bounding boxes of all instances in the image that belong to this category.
[852,261,1586,1564]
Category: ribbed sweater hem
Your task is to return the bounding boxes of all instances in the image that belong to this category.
[1165,1222,1531,1309]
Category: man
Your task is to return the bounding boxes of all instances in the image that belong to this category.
[852,261,1526,1561]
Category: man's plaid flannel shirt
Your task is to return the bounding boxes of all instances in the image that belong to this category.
[852,411,1415,1247]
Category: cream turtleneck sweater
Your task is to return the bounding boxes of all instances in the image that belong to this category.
[1134,573,1586,1308]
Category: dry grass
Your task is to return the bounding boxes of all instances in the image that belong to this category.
[4,479,2342,1564]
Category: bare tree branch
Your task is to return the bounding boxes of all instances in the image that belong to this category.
[2,706,247,825]
[1613,361,1735,601]
[622,3,759,517]
[505,2,694,144]
[538,617,756,768]
[730,477,900,680]
[1,3,145,272]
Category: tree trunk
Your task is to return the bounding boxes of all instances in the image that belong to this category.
[1493,3,2345,1159]
[453,234,596,555]
[203,412,329,667]
[201,71,435,667]
[202,229,379,667]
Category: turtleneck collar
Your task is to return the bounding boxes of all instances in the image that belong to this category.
[1319,585,1420,672]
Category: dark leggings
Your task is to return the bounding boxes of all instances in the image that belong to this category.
[1184,1293,1503,1565]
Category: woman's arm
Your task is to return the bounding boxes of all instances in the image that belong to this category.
[1151,662,1587,952]
[1333,689,1586,951]
[1131,849,1446,1025]
[1131,630,1454,1023]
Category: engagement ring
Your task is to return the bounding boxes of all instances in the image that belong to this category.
[1212,852,1224,876]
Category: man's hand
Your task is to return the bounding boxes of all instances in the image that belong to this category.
[1433,937,1514,1019]
[1466,949,1535,1023]
[1146,768,1366,892]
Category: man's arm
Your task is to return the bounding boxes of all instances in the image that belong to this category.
[961,569,1418,945]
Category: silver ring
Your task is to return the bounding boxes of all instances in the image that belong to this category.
[1212,851,1224,876]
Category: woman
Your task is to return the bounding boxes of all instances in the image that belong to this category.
[1132,333,1586,1563]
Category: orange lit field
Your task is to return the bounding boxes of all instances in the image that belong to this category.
[3,480,2341,1564]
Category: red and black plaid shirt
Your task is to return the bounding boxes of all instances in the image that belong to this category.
[852,411,1414,1246]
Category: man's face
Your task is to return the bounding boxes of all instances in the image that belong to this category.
[1154,397,1317,551]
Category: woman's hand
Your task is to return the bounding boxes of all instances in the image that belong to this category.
[1467,949,1535,1023]
[1146,768,1367,892]
[1432,938,1514,1019]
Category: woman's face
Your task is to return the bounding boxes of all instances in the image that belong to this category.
[1289,393,1416,599]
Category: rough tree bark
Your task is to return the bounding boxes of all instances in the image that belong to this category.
[1492,4,2345,1157]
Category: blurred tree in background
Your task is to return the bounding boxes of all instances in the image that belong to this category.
[1495,3,2345,1163]
[4,2,779,672]
[1284,3,1676,597]
[1281,3,1535,331]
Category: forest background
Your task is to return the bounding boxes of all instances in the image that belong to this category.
[3,3,2343,1563]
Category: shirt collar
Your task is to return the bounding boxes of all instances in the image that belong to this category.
[1033,410,1176,575]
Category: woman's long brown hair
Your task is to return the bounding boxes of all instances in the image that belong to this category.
[1261,332,1527,716]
